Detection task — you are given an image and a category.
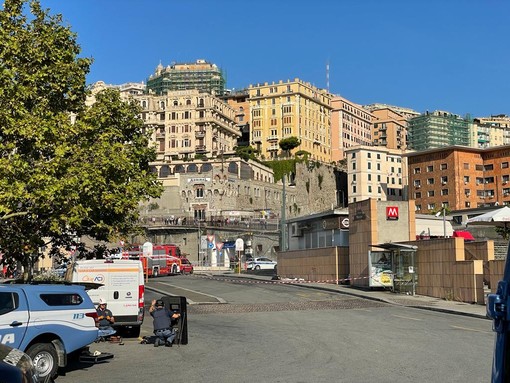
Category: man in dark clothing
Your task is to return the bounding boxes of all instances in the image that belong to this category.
[96,297,116,338]
[150,299,181,347]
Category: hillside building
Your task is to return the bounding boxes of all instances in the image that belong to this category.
[248,79,332,162]
[146,59,226,96]
[407,111,470,150]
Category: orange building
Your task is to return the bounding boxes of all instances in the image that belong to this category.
[406,145,510,213]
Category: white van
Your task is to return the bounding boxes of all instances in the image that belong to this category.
[68,259,145,336]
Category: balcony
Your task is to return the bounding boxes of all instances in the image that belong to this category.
[195,145,207,153]
[156,131,166,138]
[267,135,279,142]
[195,130,206,138]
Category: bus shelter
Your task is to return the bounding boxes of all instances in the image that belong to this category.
[369,243,418,295]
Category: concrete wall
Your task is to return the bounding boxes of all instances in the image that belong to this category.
[277,247,349,283]
[407,237,486,304]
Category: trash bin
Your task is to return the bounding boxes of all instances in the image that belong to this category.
[161,296,188,345]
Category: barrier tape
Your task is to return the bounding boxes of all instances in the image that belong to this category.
[193,274,371,285]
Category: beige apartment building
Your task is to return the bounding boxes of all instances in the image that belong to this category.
[472,115,510,148]
[371,107,407,150]
[344,145,408,203]
[134,89,240,161]
[248,79,332,162]
[406,145,510,214]
[331,96,373,162]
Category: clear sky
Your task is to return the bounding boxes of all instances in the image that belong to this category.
[36,0,510,117]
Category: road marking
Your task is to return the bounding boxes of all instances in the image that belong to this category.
[154,281,227,303]
[450,325,491,334]
[392,314,422,321]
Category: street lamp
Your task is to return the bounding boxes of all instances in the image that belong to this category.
[435,207,447,238]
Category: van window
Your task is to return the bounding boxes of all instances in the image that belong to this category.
[40,293,83,306]
[0,292,19,315]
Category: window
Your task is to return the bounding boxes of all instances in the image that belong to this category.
[427,178,434,185]
[377,154,381,159]
[414,180,421,187]
[40,293,83,306]
[414,167,421,174]
[484,164,494,171]
[502,162,509,169]
[427,165,434,172]
[377,163,381,171]
[428,190,435,197]
[476,164,484,171]
[441,176,448,185]
[368,185,372,193]
[368,162,372,170]
[352,185,356,193]
[195,185,204,198]
[440,163,447,170]
[351,152,356,159]
[377,175,381,182]
[464,163,469,170]
[416,204,422,211]
[415,192,421,198]
[367,153,371,158]
[441,189,449,196]
[464,176,469,184]
[368,174,372,181]
[0,292,18,315]
[352,162,356,170]
[428,203,436,210]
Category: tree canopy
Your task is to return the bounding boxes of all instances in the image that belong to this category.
[0,0,162,278]
[279,136,301,157]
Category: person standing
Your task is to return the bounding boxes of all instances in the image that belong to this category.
[149,299,180,347]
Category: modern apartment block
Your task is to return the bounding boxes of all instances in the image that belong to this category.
[472,115,510,148]
[248,79,332,162]
[406,145,510,214]
[407,111,470,150]
[370,107,407,150]
[134,89,240,162]
[344,145,408,203]
[331,96,373,162]
[146,59,226,96]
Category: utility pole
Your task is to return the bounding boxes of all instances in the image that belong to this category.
[280,174,287,251]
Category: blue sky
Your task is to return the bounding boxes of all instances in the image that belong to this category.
[37,0,510,117]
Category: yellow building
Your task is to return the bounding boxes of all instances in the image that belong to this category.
[248,79,332,162]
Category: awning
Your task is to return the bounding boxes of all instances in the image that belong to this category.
[453,230,475,241]
[370,243,418,251]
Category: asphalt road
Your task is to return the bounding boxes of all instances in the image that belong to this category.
[58,274,494,383]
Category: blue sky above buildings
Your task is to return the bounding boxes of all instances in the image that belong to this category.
[38,0,510,117]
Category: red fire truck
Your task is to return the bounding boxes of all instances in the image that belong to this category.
[123,244,182,277]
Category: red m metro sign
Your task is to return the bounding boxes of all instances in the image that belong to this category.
[386,206,399,220]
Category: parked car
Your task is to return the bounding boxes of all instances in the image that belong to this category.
[246,257,277,270]
[179,258,194,274]
[0,343,39,383]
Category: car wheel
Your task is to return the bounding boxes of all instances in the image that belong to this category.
[254,265,261,270]
[153,269,159,278]
[190,269,193,274]
[26,343,58,382]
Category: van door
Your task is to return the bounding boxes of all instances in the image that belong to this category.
[0,289,29,348]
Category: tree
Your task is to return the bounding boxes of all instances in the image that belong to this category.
[279,136,301,157]
[0,0,162,279]
[235,145,259,161]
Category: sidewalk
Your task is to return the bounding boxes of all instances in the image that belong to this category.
[214,271,489,320]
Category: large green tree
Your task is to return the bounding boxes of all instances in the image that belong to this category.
[0,0,162,279]
[279,136,301,157]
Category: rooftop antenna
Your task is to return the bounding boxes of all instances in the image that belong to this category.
[326,60,330,93]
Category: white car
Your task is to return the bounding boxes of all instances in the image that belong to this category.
[246,257,277,270]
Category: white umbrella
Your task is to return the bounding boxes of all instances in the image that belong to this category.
[466,206,510,228]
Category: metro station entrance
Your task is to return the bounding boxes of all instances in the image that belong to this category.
[369,243,418,295]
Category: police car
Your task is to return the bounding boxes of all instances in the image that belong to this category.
[0,284,98,382]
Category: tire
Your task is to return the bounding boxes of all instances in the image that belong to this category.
[153,268,159,278]
[254,265,261,270]
[26,343,58,382]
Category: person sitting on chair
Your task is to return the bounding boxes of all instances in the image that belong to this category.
[150,299,180,347]
[96,298,116,338]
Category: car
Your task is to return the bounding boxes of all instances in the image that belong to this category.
[246,257,277,270]
[0,283,98,381]
[179,258,194,274]
[0,343,39,383]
